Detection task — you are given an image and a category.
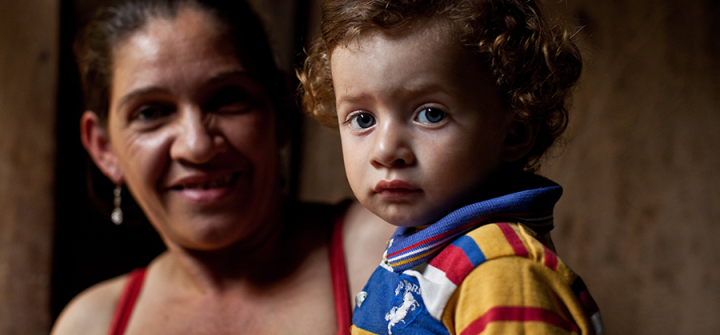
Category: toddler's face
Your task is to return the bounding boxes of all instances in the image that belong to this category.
[331,28,515,227]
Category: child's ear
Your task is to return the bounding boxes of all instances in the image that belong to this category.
[80,111,124,184]
[500,119,538,164]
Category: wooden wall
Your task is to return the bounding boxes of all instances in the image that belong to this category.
[1,0,717,333]
[297,0,720,334]
[0,0,59,334]
[543,1,720,334]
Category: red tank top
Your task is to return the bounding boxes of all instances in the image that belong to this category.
[107,216,352,335]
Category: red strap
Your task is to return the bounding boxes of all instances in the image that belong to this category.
[107,268,147,335]
[108,212,350,335]
[329,214,352,335]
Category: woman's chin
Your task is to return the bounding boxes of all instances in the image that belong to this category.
[151,206,269,251]
[172,225,261,252]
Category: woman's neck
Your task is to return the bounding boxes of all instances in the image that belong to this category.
[156,200,305,294]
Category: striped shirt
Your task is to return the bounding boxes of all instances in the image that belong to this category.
[350,177,603,335]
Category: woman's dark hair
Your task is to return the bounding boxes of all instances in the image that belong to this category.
[74,0,289,130]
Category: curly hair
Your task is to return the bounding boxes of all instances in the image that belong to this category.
[297,0,582,170]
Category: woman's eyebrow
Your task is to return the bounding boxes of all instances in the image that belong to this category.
[116,70,253,109]
[116,87,169,110]
[204,70,252,86]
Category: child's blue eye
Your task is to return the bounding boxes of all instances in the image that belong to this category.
[349,113,376,129]
[416,108,445,124]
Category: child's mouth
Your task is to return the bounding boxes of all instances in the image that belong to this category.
[375,180,421,199]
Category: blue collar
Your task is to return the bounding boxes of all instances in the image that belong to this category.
[385,175,562,272]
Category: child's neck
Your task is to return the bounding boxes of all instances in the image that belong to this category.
[461,169,533,206]
[412,170,542,228]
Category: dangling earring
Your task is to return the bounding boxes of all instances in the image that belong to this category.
[111,184,123,225]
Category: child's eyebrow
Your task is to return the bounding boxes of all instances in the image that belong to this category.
[402,84,451,98]
[336,84,451,109]
[336,93,375,109]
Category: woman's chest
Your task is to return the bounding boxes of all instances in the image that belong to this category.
[129,301,335,334]
[124,255,338,334]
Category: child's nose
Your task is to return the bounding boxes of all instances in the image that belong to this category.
[370,121,415,168]
[169,105,227,164]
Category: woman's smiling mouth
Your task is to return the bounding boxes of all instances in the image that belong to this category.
[171,173,239,190]
[168,172,244,204]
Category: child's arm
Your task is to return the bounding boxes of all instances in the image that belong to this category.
[438,224,602,335]
[442,256,597,334]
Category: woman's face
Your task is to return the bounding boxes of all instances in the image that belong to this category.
[104,8,280,250]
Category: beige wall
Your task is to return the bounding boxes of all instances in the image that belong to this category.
[298,1,720,334]
[0,0,59,334]
[2,0,717,333]
[543,1,720,334]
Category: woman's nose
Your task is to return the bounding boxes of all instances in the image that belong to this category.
[169,107,226,164]
[370,121,415,168]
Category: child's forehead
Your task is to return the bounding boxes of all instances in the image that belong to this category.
[329,24,500,109]
[331,25,489,79]
[333,21,454,54]
[330,24,462,55]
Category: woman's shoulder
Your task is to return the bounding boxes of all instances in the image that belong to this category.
[287,200,357,240]
[341,201,397,301]
[296,200,394,247]
[293,200,352,222]
[51,273,129,335]
[342,201,398,249]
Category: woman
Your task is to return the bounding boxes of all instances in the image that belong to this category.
[51,0,394,334]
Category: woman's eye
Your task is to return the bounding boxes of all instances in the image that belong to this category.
[206,87,253,113]
[416,107,446,124]
[349,113,376,129]
[133,104,173,121]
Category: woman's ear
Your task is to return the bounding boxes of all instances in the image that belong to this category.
[80,111,123,184]
[500,119,538,164]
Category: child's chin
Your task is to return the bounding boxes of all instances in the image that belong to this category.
[368,203,436,227]
[381,214,429,228]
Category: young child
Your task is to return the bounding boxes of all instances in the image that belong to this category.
[299,0,603,334]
